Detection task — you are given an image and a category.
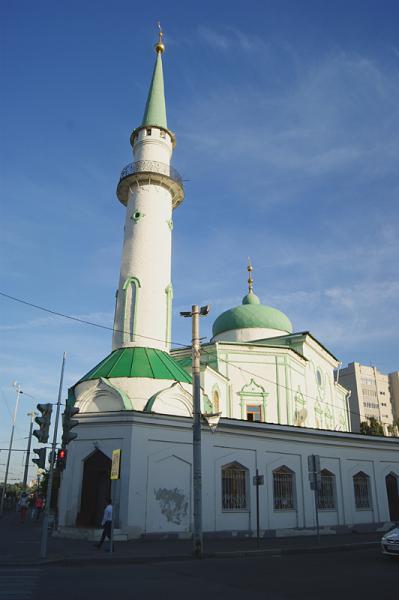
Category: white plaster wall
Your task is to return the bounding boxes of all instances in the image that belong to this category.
[74,378,193,415]
[113,127,176,352]
[58,413,399,538]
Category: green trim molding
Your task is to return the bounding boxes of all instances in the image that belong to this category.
[123,276,141,343]
[165,283,173,348]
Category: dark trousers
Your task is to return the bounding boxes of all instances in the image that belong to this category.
[98,520,112,547]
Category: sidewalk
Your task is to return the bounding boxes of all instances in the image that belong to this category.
[0,511,383,566]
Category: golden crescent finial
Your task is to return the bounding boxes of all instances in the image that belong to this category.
[247,258,253,293]
[155,21,165,54]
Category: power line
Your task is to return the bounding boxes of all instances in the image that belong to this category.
[0,290,189,348]
[1,290,394,429]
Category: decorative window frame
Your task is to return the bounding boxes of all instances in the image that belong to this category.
[238,379,268,422]
[221,461,249,512]
[123,276,141,343]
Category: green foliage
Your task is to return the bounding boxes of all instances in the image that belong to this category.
[360,417,384,436]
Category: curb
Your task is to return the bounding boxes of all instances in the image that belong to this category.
[0,541,380,567]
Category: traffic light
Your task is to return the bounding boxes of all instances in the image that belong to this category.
[62,405,79,446]
[56,448,67,472]
[33,403,53,444]
[32,448,46,469]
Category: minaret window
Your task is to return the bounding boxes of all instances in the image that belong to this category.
[123,277,141,343]
[165,284,173,348]
[160,130,166,138]
[146,128,152,136]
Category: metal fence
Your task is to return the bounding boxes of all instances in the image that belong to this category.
[119,160,183,187]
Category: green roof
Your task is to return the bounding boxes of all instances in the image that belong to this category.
[78,347,191,384]
[212,303,293,338]
[142,51,167,129]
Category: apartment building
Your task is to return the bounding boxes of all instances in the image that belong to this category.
[339,363,395,435]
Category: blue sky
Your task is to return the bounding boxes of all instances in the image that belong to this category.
[1,0,398,482]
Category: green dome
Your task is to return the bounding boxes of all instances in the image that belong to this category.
[212,302,292,339]
[78,347,191,384]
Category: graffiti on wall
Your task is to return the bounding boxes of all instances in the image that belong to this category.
[154,487,188,525]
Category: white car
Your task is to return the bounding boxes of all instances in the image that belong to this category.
[381,527,399,557]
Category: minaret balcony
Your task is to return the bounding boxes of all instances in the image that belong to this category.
[117,160,184,208]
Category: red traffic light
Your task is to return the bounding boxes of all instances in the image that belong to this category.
[58,449,65,459]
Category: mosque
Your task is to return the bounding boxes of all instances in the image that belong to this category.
[58,31,399,538]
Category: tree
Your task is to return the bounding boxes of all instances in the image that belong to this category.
[360,417,384,436]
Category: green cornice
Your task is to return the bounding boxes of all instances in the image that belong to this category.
[142,51,167,129]
[78,347,191,384]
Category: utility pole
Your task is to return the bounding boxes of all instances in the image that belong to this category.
[0,382,22,516]
[180,305,210,558]
[23,411,37,489]
[40,352,66,559]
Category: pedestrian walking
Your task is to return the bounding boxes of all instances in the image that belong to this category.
[34,494,44,520]
[95,498,113,550]
[17,492,29,523]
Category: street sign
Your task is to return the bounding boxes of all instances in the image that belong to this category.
[253,474,264,486]
[110,449,121,480]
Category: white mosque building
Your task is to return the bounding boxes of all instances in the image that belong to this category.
[58,32,399,539]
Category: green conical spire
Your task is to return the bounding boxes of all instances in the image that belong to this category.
[142,48,167,130]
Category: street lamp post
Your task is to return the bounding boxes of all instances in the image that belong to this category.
[23,411,37,489]
[0,382,22,516]
[180,305,210,558]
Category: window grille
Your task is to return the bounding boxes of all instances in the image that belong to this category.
[317,470,336,510]
[222,464,247,510]
[273,467,295,510]
[353,472,371,509]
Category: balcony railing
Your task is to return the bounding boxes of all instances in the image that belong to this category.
[119,160,183,188]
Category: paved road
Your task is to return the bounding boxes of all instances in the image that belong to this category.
[0,548,395,600]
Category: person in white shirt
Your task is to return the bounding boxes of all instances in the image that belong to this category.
[95,498,113,549]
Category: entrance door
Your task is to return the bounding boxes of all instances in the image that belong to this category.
[76,450,111,527]
[386,473,399,521]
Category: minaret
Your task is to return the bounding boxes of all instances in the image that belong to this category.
[113,27,184,353]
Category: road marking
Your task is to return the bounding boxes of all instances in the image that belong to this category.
[0,568,41,600]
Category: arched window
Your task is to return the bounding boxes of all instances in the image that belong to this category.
[353,471,371,509]
[222,462,248,511]
[165,284,173,348]
[317,469,336,510]
[123,277,140,343]
[273,466,295,510]
[212,388,220,413]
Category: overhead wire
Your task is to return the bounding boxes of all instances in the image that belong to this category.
[1,290,395,429]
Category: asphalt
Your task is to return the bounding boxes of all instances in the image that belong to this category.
[0,510,385,567]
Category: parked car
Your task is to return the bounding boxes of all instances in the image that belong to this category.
[381,526,399,557]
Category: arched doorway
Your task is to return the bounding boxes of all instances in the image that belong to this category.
[76,450,111,527]
[386,473,399,521]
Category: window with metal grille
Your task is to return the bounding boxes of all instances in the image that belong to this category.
[353,472,371,509]
[273,466,295,510]
[222,463,248,511]
[317,469,336,510]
